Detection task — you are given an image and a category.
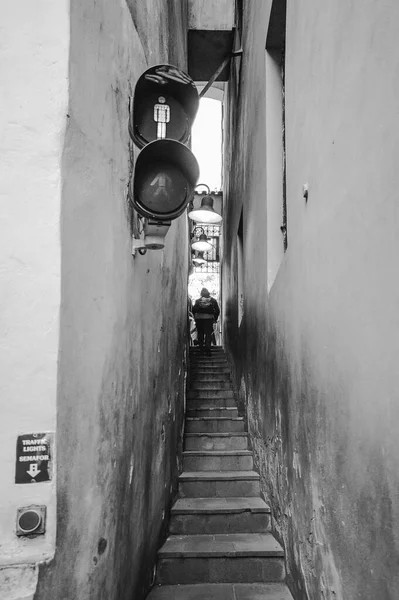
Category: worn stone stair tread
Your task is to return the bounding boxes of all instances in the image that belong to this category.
[191,381,231,385]
[186,432,248,437]
[190,348,224,352]
[190,358,227,362]
[158,533,284,558]
[190,366,229,370]
[187,406,238,419]
[190,364,231,370]
[189,381,232,392]
[190,352,226,355]
[191,381,230,383]
[191,382,231,386]
[190,372,230,376]
[191,373,231,383]
[190,347,224,351]
[187,402,237,409]
[147,583,293,599]
[191,382,232,385]
[190,357,228,360]
[187,403,236,408]
[191,385,232,390]
[179,471,260,481]
[188,390,234,396]
[183,450,251,456]
[186,417,243,421]
[171,497,270,514]
[191,372,231,376]
[187,407,237,413]
[190,361,229,365]
[190,354,230,369]
[190,349,225,353]
[190,354,226,357]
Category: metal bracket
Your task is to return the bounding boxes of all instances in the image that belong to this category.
[132,237,147,256]
[199,49,243,99]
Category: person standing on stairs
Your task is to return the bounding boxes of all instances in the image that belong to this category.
[193,287,220,355]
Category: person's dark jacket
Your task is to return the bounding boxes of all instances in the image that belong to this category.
[193,295,220,321]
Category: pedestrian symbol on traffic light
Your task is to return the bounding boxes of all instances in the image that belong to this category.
[153,96,170,139]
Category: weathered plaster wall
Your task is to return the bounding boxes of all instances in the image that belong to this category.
[0,0,68,597]
[32,1,190,599]
[223,1,399,599]
[188,0,235,30]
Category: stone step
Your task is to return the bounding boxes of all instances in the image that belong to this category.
[188,389,234,399]
[190,350,226,357]
[187,397,237,409]
[191,367,231,374]
[147,583,294,600]
[186,406,238,418]
[183,450,253,471]
[185,433,249,451]
[190,358,229,365]
[190,381,232,390]
[170,497,271,534]
[179,471,260,498]
[155,533,285,584]
[190,346,225,352]
[186,417,245,434]
[190,354,228,361]
[191,373,231,380]
[190,377,232,385]
[190,345,224,350]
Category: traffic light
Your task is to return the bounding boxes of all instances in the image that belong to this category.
[129,65,199,225]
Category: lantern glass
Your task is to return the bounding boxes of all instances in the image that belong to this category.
[188,195,222,224]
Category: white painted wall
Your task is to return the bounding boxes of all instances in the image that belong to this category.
[0,0,69,596]
[188,0,235,30]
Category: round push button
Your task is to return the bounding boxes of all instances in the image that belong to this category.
[18,510,41,533]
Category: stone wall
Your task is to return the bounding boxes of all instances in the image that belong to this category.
[222,2,399,599]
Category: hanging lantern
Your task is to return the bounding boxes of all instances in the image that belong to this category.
[188,194,222,224]
[192,251,207,266]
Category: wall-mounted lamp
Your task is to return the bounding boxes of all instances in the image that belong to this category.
[191,226,213,252]
[188,184,222,224]
[192,251,207,267]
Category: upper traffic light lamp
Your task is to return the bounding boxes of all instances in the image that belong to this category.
[130,64,199,149]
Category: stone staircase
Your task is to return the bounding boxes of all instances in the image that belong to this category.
[147,347,293,600]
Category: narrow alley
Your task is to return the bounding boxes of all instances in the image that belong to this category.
[1,1,399,600]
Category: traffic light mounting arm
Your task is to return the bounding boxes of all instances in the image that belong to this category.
[199,49,243,99]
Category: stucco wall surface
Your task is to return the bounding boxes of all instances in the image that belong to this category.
[223,1,399,599]
[32,1,190,599]
[0,0,68,596]
[188,0,235,30]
